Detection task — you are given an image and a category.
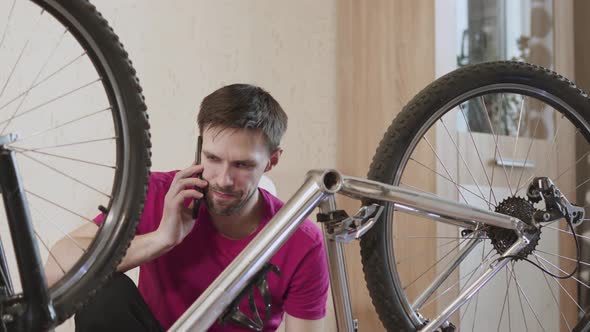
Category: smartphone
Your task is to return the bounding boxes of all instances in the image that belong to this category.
[192,135,203,219]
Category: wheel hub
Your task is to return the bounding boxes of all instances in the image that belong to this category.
[488,197,540,259]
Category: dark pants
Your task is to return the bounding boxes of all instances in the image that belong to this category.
[75,273,164,332]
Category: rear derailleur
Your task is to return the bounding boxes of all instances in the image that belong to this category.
[527,177,585,226]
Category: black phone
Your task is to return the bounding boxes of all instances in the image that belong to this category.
[192,135,203,219]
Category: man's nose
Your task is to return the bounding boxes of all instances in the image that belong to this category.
[218,165,234,187]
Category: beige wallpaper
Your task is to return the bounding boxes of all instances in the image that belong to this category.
[99,0,339,200]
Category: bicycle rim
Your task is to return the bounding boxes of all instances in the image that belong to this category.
[363,62,590,331]
[0,0,150,322]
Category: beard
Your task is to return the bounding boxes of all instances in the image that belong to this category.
[204,185,257,216]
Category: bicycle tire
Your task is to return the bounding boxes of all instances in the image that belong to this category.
[361,61,590,331]
[17,0,150,323]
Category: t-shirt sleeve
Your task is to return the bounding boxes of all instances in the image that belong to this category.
[283,240,330,320]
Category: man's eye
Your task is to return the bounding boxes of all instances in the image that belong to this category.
[207,156,219,162]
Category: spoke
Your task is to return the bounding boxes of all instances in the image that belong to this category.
[0,79,101,127]
[14,107,110,143]
[0,52,87,114]
[536,249,590,268]
[459,242,485,322]
[530,115,568,191]
[563,176,590,198]
[507,269,512,332]
[552,149,590,184]
[468,242,488,330]
[461,278,480,329]
[422,248,506,332]
[423,249,495,310]
[402,238,469,290]
[395,236,489,240]
[33,228,66,276]
[481,95,513,195]
[0,29,68,135]
[396,238,461,265]
[515,107,544,194]
[440,118,490,209]
[17,151,110,198]
[0,0,16,51]
[512,262,530,332]
[24,190,95,225]
[29,202,88,253]
[534,256,574,331]
[409,158,495,207]
[412,237,482,310]
[497,267,512,332]
[0,38,29,101]
[459,104,498,205]
[508,95,525,181]
[422,137,470,204]
[9,147,115,169]
[534,253,590,289]
[0,257,12,295]
[489,147,498,208]
[545,225,590,242]
[459,290,476,323]
[515,124,578,196]
[507,264,546,332]
[0,10,44,101]
[496,267,511,332]
[400,181,435,196]
[458,282,480,326]
[13,136,115,152]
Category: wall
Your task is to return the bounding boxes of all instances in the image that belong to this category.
[98,0,339,198]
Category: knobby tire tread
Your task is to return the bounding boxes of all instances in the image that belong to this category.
[33,0,151,323]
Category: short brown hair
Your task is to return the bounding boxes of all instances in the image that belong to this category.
[197,84,288,151]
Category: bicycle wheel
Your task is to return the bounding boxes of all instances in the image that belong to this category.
[0,0,150,324]
[361,61,590,331]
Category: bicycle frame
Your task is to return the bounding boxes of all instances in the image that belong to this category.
[0,144,57,331]
[168,169,531,332]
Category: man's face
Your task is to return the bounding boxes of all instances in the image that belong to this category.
[200,126,277,216]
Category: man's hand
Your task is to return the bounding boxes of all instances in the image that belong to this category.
[45,165,209,281]
[156,164,207,248]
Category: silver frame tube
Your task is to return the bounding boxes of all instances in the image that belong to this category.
[319,196,357,332]
[340,175,523,231]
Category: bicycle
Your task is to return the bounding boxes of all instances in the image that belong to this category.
[0,0,149,330]
[2,1,590,332]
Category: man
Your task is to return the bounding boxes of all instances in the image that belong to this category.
[45,84,329,331]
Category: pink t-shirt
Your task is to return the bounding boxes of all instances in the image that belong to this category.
[97,171,329,331]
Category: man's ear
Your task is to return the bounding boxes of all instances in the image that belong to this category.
[264,148,283,172]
